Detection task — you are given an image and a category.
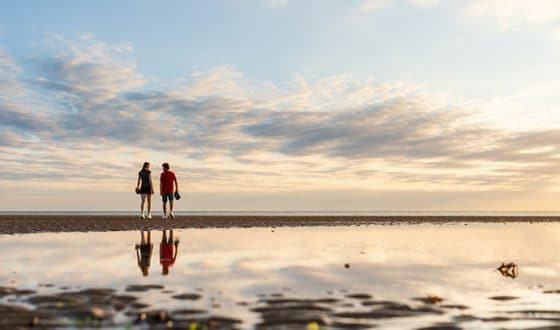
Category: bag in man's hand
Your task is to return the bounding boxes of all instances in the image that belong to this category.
[174,191,181,200]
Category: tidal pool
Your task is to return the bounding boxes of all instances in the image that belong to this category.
[1,223,560,329]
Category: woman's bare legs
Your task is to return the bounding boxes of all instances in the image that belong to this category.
[140,194,147,216]
[147,194,152,216]
[141,230,146,245]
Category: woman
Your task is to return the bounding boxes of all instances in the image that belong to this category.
[136,162,154,219]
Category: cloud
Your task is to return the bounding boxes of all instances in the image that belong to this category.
[358,0,438,12]
[465,0,560,31]
[32,34,145,106]
[0,47,24,98]
[262,0,288,8]
[1,34,560,194]
[359,0,394,13]
[0,101,53,134]
[243,98,480,159]
[408,0,439,8]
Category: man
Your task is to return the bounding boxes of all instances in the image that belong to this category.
[160,229,179,276]
[160,162,179,219]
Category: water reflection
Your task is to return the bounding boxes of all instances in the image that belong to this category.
[135,230,153,276]
[2,224,560,329]
[160,230,179,276]
[135,230,180,277]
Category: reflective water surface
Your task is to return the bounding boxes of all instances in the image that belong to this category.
[2,223,560,329]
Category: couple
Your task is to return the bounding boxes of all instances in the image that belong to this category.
[135,230,179,276]
[136,162,180,219]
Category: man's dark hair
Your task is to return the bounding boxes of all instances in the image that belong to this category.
[162,163,170,170]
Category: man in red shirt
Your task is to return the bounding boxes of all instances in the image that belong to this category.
[160,163,179,219]
[160,229,179,275]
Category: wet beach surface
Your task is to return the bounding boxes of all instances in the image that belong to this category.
[1,215,560,234]
[2,224,560,329]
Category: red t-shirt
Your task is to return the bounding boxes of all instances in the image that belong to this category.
[160,171,176,194]
[160,243,175,268]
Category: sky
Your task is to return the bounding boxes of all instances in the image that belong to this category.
[1,0,560,211]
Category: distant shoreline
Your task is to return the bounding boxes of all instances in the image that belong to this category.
[1,215,559,235]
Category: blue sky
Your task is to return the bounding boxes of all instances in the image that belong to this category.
[1,0,560,210]
[4,0,559,96]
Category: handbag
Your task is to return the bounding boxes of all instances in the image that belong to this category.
[174,191,181,200]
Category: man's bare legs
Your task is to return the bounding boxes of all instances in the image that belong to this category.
[169,200,174,218]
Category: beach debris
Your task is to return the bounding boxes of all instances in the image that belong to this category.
[344,263,350,269]
[252,297,329,329]
[415,323,462,330]
[0,286,36,297]
[335,302,444,319]
[497,262,518,279]
[135,310,171,323]
[345,293,372,300]
[440,304,469,310]
[125,284,164,292]
[307,321,320,330]
[489,296,519,301]
[172,293,202,300]
[543,289,560,294]
[413,296,444,304]
[89,307,106,319]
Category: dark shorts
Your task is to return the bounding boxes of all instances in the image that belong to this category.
[162,193,174,202]
[139,185,152,194]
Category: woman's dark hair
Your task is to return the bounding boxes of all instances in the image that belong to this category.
[141,162,150,172]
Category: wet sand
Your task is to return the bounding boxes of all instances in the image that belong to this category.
[1,214,560,234]
[2,283,560,329]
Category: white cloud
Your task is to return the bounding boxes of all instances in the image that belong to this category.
[359,0,394,13]
[409,0,439,9]
[466,0,560,31]
[358,0,439,12]
[262,0,288,9]
[33,34,145,105]
[0,47,24,98]
[2,34,560,197]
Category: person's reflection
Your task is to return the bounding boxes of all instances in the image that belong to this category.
[135,230,153,276]
[160,230,179,276]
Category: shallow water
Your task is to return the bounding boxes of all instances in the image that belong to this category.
[2,223,560,329]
